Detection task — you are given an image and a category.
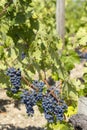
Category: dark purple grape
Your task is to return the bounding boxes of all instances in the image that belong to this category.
[6,67,21,93]
[42,92,67,123]
[21,52,26,60]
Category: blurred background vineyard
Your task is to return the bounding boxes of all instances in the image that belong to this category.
[0,0,87,130]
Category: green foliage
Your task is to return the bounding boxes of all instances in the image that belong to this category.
[65,0,87,99]
[0,0,87,129]
[46,121,74,130]
[65,0,87,34]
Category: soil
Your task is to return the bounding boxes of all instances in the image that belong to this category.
[0,89,47,130]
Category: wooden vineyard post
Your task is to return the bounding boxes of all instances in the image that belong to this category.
[56,0,65,45]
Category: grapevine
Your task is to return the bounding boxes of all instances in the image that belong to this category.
[6,67,67,123]
[1,0,86,128]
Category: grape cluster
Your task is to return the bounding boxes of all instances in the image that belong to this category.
[21,80,45,116]
[6,72,67,123]
[42,93,67,123]
[6,67,21,93]
[76,49,87,61]
[21,52,26,60]
[21,90,36,116]
[20,80,67,123]
[32,80,45,101]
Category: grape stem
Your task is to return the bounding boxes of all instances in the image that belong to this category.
[43,70,46,80]
[21,76,39,92]
[43,79,59,102]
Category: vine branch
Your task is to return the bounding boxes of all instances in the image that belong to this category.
[44,79,59,102]
[21,76,39,92]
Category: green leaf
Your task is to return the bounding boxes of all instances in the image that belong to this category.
[0,46,4,54]
[15,12,26,24]
[30,17,39,30]
[0,6,3,12]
